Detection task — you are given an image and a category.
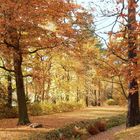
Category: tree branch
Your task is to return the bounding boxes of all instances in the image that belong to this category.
[0,65,15,72]
[0,57,15,72]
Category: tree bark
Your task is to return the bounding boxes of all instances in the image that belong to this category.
[5,25,30,125]
[94,90,97,106]
[85,89,89,107]
[127,80,140,127]
[126,0,140,127]
[14,50,30,125]
[7,74,12,108]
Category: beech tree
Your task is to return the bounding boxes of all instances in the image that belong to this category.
[126,0,140,127]
[109,0,140,127]
[0,0,98,125]
[0,0,83,125]
[91,0,140,127]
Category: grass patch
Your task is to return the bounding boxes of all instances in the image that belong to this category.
[106,114,126,129]
[45,114,126,140]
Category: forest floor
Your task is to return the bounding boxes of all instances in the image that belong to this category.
[0,106,126,129]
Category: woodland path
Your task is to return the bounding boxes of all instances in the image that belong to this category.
[0,106,126,129]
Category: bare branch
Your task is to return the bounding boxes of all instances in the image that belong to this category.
[4,39,16,49]
[0,57,15,72]
[118,76,128,99]
[95,32,128,62]
[29,47,47,54]
[0,65,15,72]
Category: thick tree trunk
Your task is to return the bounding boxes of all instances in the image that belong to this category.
[127,80,140,127]
[14,51,30,125]
[5,23,30,125]
[127,0,140,127]
[7,74,12,108]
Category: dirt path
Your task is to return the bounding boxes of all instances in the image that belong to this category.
[0,107,126,129]
[88,124,126,140]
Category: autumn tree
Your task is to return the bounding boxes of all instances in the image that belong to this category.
[0,0,100,125]
[30,53,52,102]
[0,0,84,125]
[126,0,140,127]
[91,0,140,127]
[109,0,140,127]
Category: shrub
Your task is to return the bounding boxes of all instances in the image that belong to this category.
[106,99,118,105]
[6,107,18,118]
[94,120,107,132]
[87,125,100,135]
[72,126,84,137]
[41,103,54,114]
[113,93,127,106]
[0,107,18,119]
[56,102,82,112]
[28,101,84,116]
[28,103,43,116]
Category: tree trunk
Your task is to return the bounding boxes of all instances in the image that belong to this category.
[110,77,114,99]
[7,74,12,108]
[5,23,30,125]
[41,78,45,102]
[41,62,46,102]
[45,58,52,101]
[14,50,30,125]
[76,87,80,102]
[94,90,97,106]
[66,94,69,101]
[118,76,128,100]
[25,76,29,96]
[98,80,101,106]
[85,90,89,107]
[45,78,51,100]
[85,95,89,107]
[127,0,140,127]
[127,80,140,127]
